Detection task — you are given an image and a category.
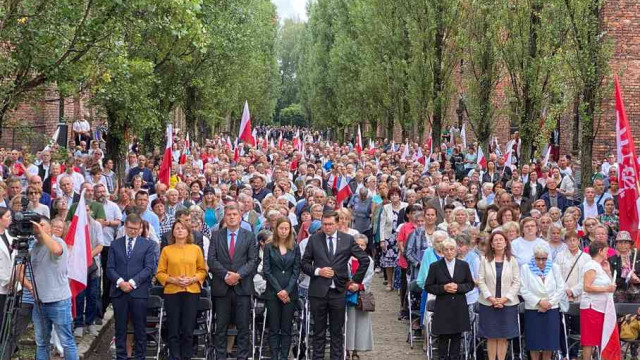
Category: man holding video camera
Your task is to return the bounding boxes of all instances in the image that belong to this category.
[30,217,78,359]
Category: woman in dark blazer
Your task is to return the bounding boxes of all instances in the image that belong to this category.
[425,237,475,360]
[263,217,301,360]
[523,171,544,201]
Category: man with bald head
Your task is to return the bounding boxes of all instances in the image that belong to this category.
[427,181,453,225]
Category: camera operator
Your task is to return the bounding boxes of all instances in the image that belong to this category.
[30,217,78,359]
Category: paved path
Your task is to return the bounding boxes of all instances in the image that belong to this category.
[368,271,423,360]
[85,273,425,360]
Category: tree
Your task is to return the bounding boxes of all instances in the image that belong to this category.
[459,0,501,151]
[497,0,567,164]
[561,0,612,188]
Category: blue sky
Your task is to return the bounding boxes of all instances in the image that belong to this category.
[272,0,308,21]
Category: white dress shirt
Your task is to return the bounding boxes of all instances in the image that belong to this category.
[445,258,456,278]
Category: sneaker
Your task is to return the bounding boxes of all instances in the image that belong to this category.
[74,327,84,338]
[94,318,103,326]
[374,267,382,274]
[110,337,116,351]
[89,325,100,337]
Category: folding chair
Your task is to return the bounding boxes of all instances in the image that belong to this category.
[192,297,215,360]
[406,278,423,349]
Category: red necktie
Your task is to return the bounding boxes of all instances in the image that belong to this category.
[229,232,236,259]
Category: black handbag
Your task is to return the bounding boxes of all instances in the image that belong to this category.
[356,291,375,312]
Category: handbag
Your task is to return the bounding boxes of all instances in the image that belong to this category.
[619,314,640,341]
[356,291,375,312]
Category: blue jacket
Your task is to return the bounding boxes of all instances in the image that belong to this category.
[541,191,568,212]
[106,236,156,299]
[417,248,441,290]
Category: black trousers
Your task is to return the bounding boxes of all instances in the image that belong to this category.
[310,289,346,360]
[165,292,200,360]
[113,294,147,360]
[214,291,251,360]
[266,298,295,360]
[437,333,462,360]
[100,246,111,317]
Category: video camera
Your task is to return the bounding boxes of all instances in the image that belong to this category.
[8,211,41,253]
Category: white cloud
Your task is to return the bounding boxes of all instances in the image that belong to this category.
[272,0,308,22]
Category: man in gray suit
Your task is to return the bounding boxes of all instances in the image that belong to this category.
[208,204,259,360]
[426,181,454,225]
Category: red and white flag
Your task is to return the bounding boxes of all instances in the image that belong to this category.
[158,125,173,186]
[335,176,352,208]
[64,190,92,317]
[368,138,375,155]
[251,128,257,147]
[477,146,486,169]
[615,75,640,248]
[426,130,433,153]
[238,101,255,146]
[233,139,240,162]
[355,125,363,155]
[416,147,425,165]
[600,295,621,360]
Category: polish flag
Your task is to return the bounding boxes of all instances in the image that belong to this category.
[335,176,352,208]
[158,125,173,186]
[426,130,433,153]
[416,147,425,165]
[368,138,375,155]
[477,146,487,169]
[270,137,275,149]
[238,101,255,146]
[614,75,640,247]
[504,140,514,166]
[355,125,363,155]
[600,291,621,359]
[251,128,257,147]
[278,133,284,150]
[65,190,92,317]
[233,139,240,162]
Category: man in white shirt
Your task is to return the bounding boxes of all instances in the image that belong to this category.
[600,154,617,176]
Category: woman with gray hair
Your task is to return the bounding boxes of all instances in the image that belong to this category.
[424,237,475,360]
[519,244,565,360]
[345,234,375,359]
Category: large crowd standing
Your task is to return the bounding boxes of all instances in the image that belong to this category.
[0,121,638,360]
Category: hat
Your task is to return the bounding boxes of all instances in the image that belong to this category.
[250,172,266,183]
[309,220,322,234]
[615,231,633,243]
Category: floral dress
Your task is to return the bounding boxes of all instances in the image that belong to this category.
[380,209,400,268]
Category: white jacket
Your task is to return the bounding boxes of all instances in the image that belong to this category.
[379,202,407,241]
[519,262,566,310]
[0,230,16,295]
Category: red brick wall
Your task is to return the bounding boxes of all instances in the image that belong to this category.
[1,85,93,152]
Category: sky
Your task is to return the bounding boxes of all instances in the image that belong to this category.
[272,0,308,22]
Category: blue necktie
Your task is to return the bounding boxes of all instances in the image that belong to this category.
[127,237,133,258]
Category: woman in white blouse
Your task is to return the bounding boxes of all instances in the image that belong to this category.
[519,245,565,360]
[579,241,617,360]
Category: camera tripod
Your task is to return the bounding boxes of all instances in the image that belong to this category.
[0,236,42,360]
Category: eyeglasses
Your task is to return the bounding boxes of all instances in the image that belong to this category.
[27,192,39,195]
[534,257,548,261]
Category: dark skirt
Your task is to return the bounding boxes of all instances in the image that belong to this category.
[524,308,561,351]
[478,304,520,339]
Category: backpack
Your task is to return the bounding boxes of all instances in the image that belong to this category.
[619,314,640,341]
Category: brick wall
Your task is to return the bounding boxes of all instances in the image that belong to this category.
[1,85,94,152]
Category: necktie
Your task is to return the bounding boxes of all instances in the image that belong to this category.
[328,236,334,258]
[127,237,133,258]
[229,232,236,260]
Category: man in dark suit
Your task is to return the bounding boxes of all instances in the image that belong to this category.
[426,181,454,225]
[208,204,259,360]
[107,214,157,360]
[301,211,370,360]
[510,181,532,216]
[125,155,154,190]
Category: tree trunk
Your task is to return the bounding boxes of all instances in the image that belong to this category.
[431,5,445,151]
[105,107,126,180]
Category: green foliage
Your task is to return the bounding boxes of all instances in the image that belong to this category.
[0,0,280,171]
[279,103,306,127]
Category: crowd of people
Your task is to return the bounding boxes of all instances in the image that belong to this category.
[0,122,638,360]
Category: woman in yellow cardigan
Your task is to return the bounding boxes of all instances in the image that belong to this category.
[156,220,207,360]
